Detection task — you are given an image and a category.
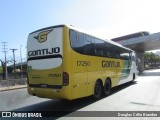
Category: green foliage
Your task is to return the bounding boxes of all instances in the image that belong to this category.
[0,66,2,73]
[144,52,160,63]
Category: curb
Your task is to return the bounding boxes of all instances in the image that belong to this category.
[0,85,27,92]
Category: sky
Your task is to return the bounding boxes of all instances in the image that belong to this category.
[1,0,160,64]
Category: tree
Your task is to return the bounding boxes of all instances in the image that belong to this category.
[144,52,160,68]
[0,66,2,73]
[0,60,6,80]
[144,52,151,62]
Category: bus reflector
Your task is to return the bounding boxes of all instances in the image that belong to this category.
[63,72,69,86]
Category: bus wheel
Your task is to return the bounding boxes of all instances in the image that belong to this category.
[132,73,135,82]
[93,81,102,99]
[103,79,111,96]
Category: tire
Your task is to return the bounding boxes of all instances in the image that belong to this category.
[103,79,111,96]
[132,73,135,82]
[93,81,102,99]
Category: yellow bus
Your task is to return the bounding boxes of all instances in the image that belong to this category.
[27,25,138,100]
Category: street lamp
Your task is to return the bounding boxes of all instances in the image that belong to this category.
[20,45,23,78]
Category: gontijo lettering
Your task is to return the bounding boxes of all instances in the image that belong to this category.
[102,60,120,68]
[28,47,60,57]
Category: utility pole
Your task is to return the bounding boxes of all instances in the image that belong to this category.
[1,42,8,79]
[10,49,17,76]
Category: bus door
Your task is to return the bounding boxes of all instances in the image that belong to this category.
[127,52,132,74]
[123,52,131,79]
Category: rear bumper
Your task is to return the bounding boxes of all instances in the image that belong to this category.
[28,84,62,89]
[27,86,72,100]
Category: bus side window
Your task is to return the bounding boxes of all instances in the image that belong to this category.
[95,49,104,57]
[94,38,105,57]
[107,43,115,58]
[84,35,95,56]
[103,50,109,57]
[78,32,85,54]
[115,52,120,59]
[114,47,120,59]
[70,30,85,54]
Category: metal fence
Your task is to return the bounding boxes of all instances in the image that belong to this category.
[0,72,27,80]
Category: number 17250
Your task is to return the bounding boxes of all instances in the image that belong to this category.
[76,61,90,66]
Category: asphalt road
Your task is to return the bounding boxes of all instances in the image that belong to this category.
[0,69,160,120]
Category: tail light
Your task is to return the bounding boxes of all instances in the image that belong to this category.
[63,72,69,86]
